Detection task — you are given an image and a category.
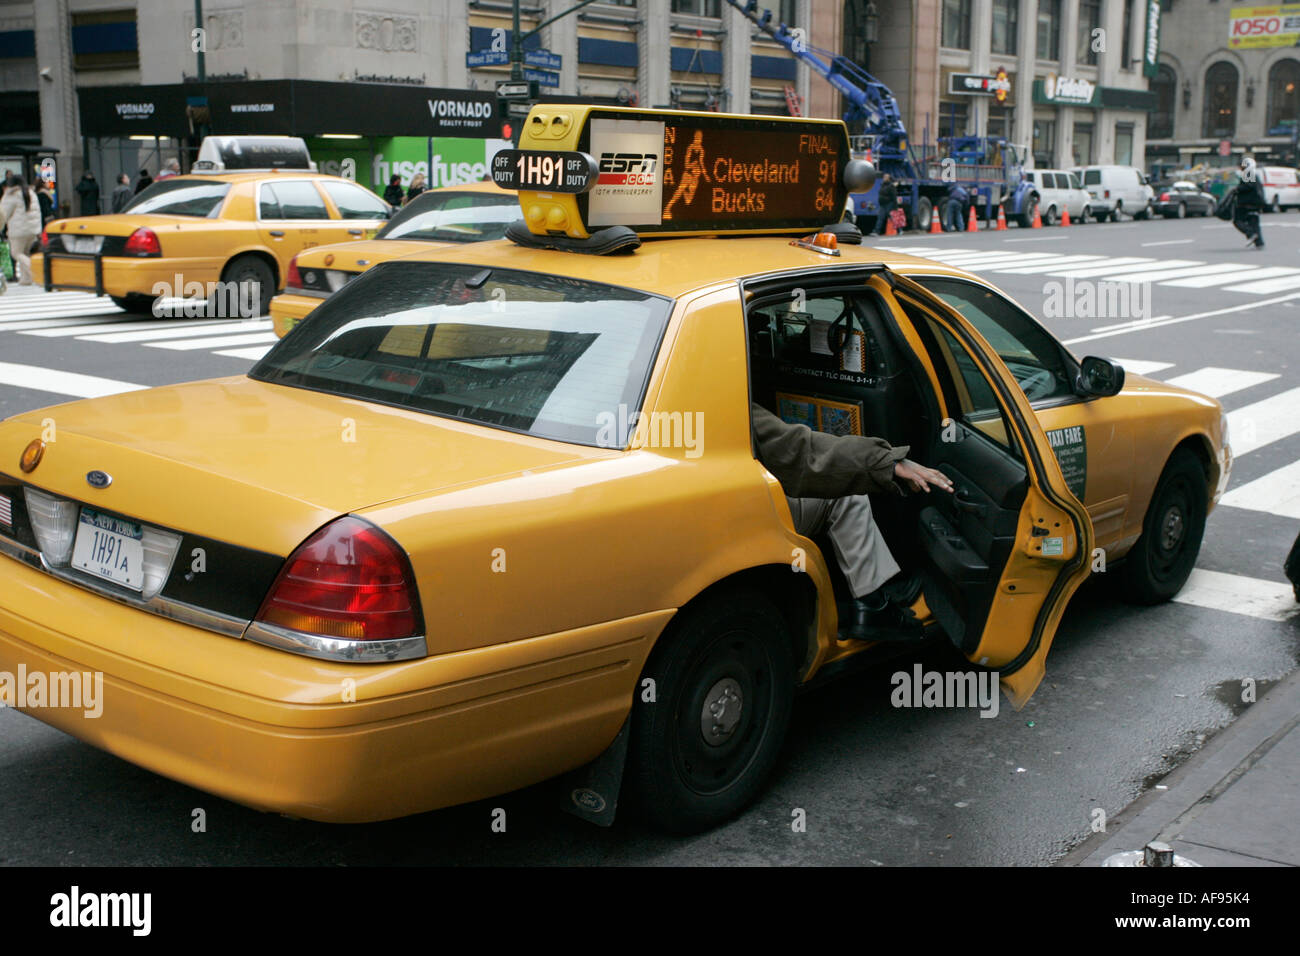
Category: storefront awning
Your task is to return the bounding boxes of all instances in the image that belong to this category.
[77,80,498,139]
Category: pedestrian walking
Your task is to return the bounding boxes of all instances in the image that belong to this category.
[110,173,133,213]
[943,182,969,231]
[75,170,101,216]
[382,174,404,207]
[156,158,180,180]
[1233,158,1266,249]
[405,172,427,205]
[35,180,55,225]
[134,168,153,195]
[874,174,897,236]
[0,174,45,286]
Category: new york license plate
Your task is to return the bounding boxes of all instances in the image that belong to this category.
[71,507,144,591]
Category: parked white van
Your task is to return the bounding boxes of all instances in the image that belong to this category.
[1020,169,1093,225]
[1260,166,1300,212]
[1074,165,1153,220]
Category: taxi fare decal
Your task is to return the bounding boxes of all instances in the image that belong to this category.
[1045,425,1087,500]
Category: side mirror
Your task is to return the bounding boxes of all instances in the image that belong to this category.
[1077,356,1125,397]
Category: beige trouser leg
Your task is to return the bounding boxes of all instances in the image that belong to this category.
[9,232,37,285]
[786,494,901,599]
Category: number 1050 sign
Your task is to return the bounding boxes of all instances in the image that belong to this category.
[1229,6,1300,48]
[492,149,598,193]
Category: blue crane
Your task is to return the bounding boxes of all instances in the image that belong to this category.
[723,0,1036,231]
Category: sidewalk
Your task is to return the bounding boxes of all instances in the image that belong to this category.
[1061,665,1300,867]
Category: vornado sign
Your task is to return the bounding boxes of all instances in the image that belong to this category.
[426,97,493,129]
[114,102,155,120]
[1040,73,1097,106]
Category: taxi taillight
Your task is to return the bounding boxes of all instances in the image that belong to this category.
[39,228,48,251]
[286,255,303,290]
[123,227,161,256]
[255,517,424,643]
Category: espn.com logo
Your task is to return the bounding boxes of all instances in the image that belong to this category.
[598,152,659,186]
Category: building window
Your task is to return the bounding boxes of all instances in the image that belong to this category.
[992,0,1018,55]
[988,106,1014,139]
[1037,0,1060,61]
[71,9,139,71]
[1203,62,1238,138]
[671,0,721,16]
[1266,59,1300,133]
[1077,0,1101,67]
[942,0,972,50]
[1150,65,1176,138]
[940,100,969,137]
[1033,117,1056,166]
[1115,123,1134,164]
[779,0,798,25]
[1073,123,1094,165]
[1122,0,1135,70]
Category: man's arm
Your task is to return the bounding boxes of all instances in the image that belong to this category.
[751,403,910,499]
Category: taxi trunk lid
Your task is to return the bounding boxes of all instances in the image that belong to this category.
[1,376,595,556]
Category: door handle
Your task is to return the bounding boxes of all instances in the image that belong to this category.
[347,229,363,236]
[268,230,285,238]
[954,490,985,516]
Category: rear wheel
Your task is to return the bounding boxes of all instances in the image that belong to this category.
[1044,204,1059,226]
[1176,202,1187,219]
[915,196,934,232]
[1018,197,1038,228]
[628,589,794,833]
[220,254,275,318]
[110,294,157,315]
[1119,449,1207,604]
[1076,205,1089,224]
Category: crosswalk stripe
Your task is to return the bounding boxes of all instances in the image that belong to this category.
[1161,267,1298,288]
[987,255,1107,273]
[1042,257,1157,277]
[1219,459,1300,519]
[962,254,1065,271]
[1096,263,1245,284]
[1163,367,1279,399]
[0,316,132,333]
[215,345,275,360]
[1225,386,1300,456]
[0,303,123,320]
[79,319,272,344]
[0,361,145,398]
[1110,358,1174,375]
[149,331,280,350]
[21,318,214,338]
[1054,258,1204,278]
[919,251,1025,264]
[1223,273,1300,294]
[1172,569,1300,622]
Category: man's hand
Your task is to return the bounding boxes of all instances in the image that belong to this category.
[894,459,955,494]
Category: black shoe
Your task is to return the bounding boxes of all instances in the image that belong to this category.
[836,596,924,643]
[1255,239,1265,249]
[880,571,922,607]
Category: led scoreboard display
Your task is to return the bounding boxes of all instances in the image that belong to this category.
[499,107,867,239]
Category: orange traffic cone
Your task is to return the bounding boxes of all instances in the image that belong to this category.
[1032,205,1043,228]
[967,205,977,232]
[1060,207,1072,227]
[885,213,897,237]
[996,205,1007,230]
[930,209,942,234]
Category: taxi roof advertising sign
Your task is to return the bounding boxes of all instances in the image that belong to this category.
[494,106,861,239]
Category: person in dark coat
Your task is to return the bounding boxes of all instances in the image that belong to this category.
[110,173,133,213]
[405,172,427,205]
[943,182,970,231]
[75,171,101,215]
[134,169,153,195]
[382,175,404,207]
[751,402,953,640]
[874,174,897,235]
[1233,158,1265,249]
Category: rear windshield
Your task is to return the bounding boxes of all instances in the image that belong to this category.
[1082,170,1101,185]
[250,262,672,446]
[123,179,230,217]
[376,191,519,243]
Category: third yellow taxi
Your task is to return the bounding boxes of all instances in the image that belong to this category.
[269,179,517,337]
[33,136,390,317]
[0,107,1229,833]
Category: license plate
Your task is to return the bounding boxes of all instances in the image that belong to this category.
[71,507,144,591]
[64,235,103,254]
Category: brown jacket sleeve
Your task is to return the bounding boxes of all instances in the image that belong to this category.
[752,403,909,499]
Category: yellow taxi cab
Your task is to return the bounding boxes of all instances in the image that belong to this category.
[269,180,517,337]
[0,108,1229,833]
[33,136,390,317]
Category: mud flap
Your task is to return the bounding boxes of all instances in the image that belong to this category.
[557,717,630,827]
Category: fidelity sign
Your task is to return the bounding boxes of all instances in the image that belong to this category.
[1041,73,1097,106]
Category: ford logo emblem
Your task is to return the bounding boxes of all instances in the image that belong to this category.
[86,470,113,489]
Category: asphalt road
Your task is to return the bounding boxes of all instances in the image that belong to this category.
[1,210,1297,865]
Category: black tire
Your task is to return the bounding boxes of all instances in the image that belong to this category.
[915,196,934,233]
[110,293,157,315]
[628,589,795,833]
[1119,449,1208,605]
[1018,197,1038,228]
[1044,204,1059,226]
[1077,205,1089,224]
[1176,202,1186,219]
[220,254,275,318]
[1270,196,1281,214]
[1111,202,1123,222]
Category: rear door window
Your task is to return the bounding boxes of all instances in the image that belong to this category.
[259,181,330,220]
[320,181,391,220]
